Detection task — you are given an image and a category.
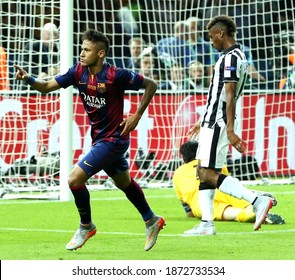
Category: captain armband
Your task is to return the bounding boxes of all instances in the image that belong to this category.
[182,202,192,213]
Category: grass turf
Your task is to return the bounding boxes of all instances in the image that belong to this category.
[0,184,294,260]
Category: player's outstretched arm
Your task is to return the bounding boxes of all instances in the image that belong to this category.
[14,64,61,94]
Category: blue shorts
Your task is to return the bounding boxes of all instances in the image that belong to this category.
[78,138,129,177]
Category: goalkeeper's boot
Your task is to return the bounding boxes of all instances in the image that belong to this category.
[265,213,286,224]
[253,196,273,230]
[183,221,216,236]
[66,223,96,250]
[144,215,165,251]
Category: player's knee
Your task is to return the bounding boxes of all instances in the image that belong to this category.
[68,175,77,189]
[68,174,83,188]
[68,167,89,188]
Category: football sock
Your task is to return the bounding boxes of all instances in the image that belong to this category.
[199,188,215,222]
[70,184,92,225]
[122,178,154,221]
[218,175,257,203]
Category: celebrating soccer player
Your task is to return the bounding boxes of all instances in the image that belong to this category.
[14,29,165,251]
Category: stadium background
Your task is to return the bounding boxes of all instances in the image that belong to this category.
[0,0,294,198]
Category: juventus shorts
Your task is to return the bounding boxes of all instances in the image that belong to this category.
[196,122,229,169]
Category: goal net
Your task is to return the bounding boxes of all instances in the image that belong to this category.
[1,0,294,199]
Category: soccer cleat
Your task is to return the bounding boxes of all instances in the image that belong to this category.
[183,221,216,236]
[252,190,278,207]
[144,216,165,251]
[253,196,273,230]
[66,224,97,250]
[265,213,286,224]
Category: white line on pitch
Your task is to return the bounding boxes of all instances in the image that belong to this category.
[0,227,294,237]
[1,191,295,205]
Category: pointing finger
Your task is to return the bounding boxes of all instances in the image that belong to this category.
[14,64,22,71]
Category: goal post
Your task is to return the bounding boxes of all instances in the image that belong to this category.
[0,0,294,200]
[58,0,73,202]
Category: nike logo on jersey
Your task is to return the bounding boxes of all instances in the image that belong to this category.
[84,160,93,168]
[79,81,87,84]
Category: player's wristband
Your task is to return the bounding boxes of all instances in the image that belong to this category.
[26,76,36,85]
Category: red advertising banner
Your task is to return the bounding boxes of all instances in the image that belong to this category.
[0,93,294,176]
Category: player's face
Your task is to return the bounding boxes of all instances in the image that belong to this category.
[80,40,105,67]
[208,28,224,52]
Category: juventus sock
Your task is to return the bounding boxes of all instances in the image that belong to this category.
[218,175,257,203]
[122,178,154,221]
[70,185,92,225]
[199,186,215,222]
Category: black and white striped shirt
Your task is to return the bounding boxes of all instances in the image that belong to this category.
[201,44,248,128]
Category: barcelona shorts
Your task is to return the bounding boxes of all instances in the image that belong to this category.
[78,138,129,177]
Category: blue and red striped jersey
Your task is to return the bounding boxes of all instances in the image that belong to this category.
[55,62,144,143]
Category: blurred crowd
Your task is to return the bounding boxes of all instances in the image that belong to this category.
[1,0,295,92]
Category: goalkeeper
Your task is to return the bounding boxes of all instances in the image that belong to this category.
[173,141,285,226]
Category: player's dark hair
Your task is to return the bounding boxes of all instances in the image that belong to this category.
[179,141,198,163]
[207,15,237,37]
[82,29,110,54]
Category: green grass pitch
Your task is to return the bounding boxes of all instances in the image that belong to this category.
[0,184,294,260]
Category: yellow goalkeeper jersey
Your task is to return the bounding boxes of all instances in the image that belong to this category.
[173,159,250,220]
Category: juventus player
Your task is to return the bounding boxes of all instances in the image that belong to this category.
[185,15,273,235]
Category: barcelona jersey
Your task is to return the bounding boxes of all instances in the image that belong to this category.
[55,62,144,143]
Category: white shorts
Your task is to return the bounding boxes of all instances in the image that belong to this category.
[196,122,229,169]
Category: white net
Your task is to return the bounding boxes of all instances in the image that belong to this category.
[0,0,295,199]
